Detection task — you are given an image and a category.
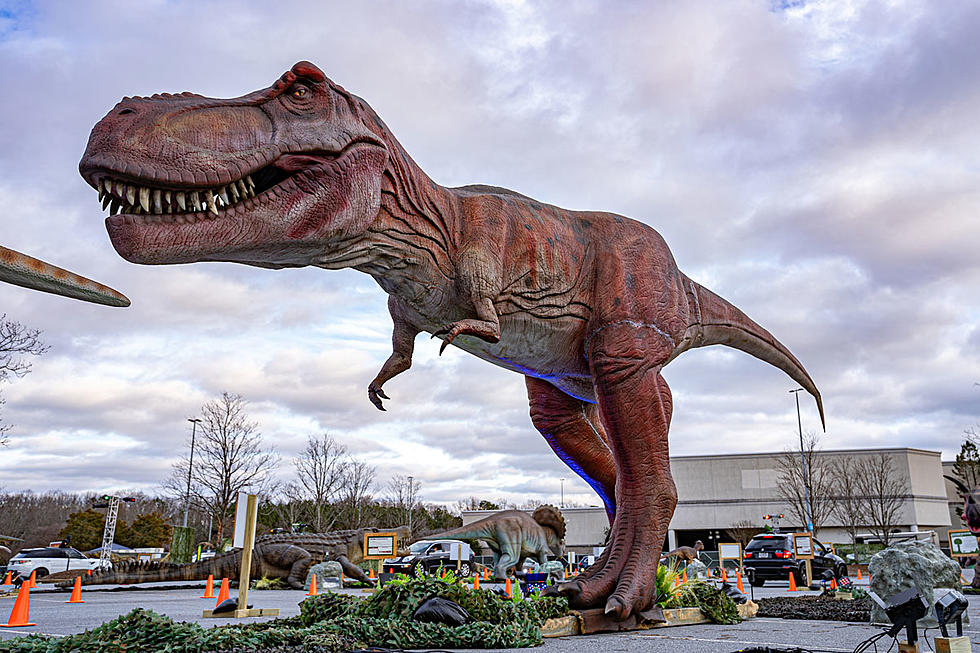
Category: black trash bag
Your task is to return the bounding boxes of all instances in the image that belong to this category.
[212,597,251,614]
[412,596,471,626]
[720,581,748,604]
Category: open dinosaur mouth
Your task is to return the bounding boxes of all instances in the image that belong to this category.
[87,140,379,222]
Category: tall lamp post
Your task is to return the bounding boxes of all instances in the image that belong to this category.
[182,418,201,528]
[560,478,565,508]
[789,389,814,533]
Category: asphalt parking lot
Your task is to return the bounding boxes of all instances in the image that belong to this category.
[2,576,980,652]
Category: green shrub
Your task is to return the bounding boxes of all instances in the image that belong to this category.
[663,580,740,625]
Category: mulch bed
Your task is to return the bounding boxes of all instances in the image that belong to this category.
[756,596,871,622]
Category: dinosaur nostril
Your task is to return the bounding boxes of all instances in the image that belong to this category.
[117,108,135,116]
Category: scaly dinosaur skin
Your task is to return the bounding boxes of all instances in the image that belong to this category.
[432,505,565,580]
[0,245,129,307]
[78,61,824,620]
[67,529,407,590]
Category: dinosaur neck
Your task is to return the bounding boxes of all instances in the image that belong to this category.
[310,99,459,297]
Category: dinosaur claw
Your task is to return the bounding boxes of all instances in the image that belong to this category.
[605,596,625,619]
[378,389,390,400]
[439,339,450,355]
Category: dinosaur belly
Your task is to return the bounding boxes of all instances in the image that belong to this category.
[451,311,596,403]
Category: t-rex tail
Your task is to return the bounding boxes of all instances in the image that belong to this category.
[681,276,825,429]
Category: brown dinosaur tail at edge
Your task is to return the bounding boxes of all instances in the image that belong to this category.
[685,278,825,430]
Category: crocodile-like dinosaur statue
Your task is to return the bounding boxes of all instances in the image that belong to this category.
[70,529,408,590]
[432,505,565,579]
[78,61,824,620]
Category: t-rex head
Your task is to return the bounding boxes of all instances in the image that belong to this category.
[79,61,389,268]
[946,475,980,534]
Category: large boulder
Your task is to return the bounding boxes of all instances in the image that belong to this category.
[868,540,967,628]
[686,559,708,580]
[305,560,343,590]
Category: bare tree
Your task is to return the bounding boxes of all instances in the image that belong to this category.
[725,520,760,549]
[775,432,836,537]
[828,455,863,560]
[293,433,347,532]
[337,459,375,530]
[855,452,905,548]
[387,474,421,532]
[0,315,48,444]
[165,393,279,545]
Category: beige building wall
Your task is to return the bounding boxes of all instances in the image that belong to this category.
[462,447,952,553]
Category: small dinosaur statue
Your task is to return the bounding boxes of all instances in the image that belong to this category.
[65,528,408,590]
[78,61,824,620]
[430,505,566,579]
[661,540,703,565]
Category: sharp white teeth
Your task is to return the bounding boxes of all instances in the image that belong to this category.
[245,175,255,191]
[115,180,126,197]
[237,180,249,197]
[205,190,218,215]
[98,184,105,202]
[176,192,186,211]
[190,191,201,211]
[139,186,150,212]
[152,189,162,214]
[228,183,239,202]
[219,187,230,205]
[126,185,136,206]
[164,190,172,206]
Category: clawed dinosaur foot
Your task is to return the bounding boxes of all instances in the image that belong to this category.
[556,525,660,620]
[431,319,500,355]
[368,383,390,411]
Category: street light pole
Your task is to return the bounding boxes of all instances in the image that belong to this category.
[407,475,414,536]
[789,389,814,533]
[182,418,201,528]
[560,478,565,508]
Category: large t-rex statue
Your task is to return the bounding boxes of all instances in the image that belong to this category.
[431,505,566,579]
[78,61,823,620]
[65,529,408,590]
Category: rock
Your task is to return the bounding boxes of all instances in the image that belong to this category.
[686,560,708,580]
[868,540,967,628]
[305,560,344,590]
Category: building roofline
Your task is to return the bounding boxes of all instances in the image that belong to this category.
[670,446,940,461]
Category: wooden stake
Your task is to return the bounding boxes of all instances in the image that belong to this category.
[237,494,258,614]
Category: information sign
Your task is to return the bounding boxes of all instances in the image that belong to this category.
[364,532,398,559]
[949,530,979,557]
[792,532,814,560]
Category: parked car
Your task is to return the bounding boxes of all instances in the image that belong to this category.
[7,546,104,582]
[382,540,475,578]
[742,533,846,587]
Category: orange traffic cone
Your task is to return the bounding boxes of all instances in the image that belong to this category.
[856,568,862,580]
[369,568,376,580]
[736,571,745,593]
[86,570,92,576]
[66,576,84,604]
[721,568,728,583]
[27,571,36,588]
[484,568,489,581]
[682,568,688,583]
[473,574,480,590]
[706,568,712,578]
[788,571,797,592]
[673,576,681,590]
[830,577,838,591]
[1,583,35,627]
[201,574,215,599]
[215,578,230,606]
[1,572,11,586]
[340,572,345,585]
[307,574,318,596]
[505,578,513,598]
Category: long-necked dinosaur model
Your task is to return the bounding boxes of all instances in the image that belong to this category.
[70,529,408,590]
[432,505,566,580]
[78,61,823,620]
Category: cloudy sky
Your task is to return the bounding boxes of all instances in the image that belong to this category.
[0,0,977,509]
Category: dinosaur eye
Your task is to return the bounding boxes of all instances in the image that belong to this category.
[292,86,308,98]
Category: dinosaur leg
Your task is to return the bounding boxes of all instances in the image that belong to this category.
[526,376,617,520]
[494,547,520,580]
[561,323,676,620]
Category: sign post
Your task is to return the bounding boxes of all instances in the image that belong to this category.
[792,532,814,589]
[718,543,743,573]
[203,493,279,618]
[949,530,979,559]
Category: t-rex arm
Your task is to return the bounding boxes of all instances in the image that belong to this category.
[369,296,421,410]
